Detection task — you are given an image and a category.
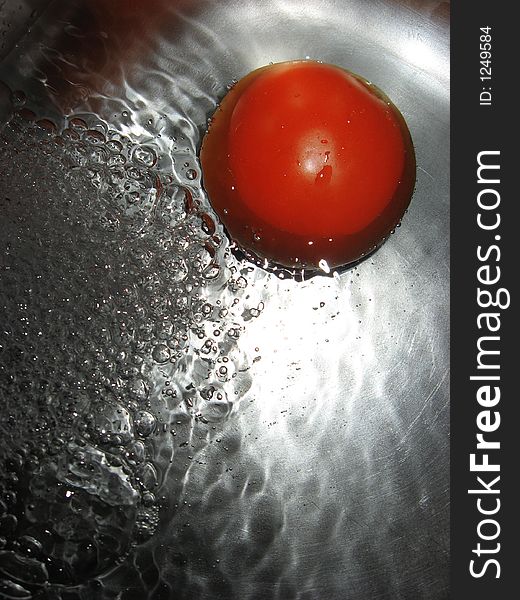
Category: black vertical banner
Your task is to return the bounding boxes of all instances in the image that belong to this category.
[451,2,517,598]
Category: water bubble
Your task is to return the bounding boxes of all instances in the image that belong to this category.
[106,139,123,153]
[200,212,216,235]
[134,411,156,437]
[108,153,127,167]
[69,117,88,130]
[151,343,170,363]
[86,402,134,446]
[136,462,158,490]
[84,129,106,145]
[201,394,232,423]
[132,145,157,168]
[16,535,43,558]
[36,118,56,133]
[127,378,149,402]
[234,276,248,290]
[61,127,80,141]
[203,263,221,280]
[318,258,331,274]
[126,166,143,180]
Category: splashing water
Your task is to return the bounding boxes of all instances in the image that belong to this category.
[0,109,266,596]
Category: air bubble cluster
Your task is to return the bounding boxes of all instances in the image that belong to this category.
[0,112,260,595]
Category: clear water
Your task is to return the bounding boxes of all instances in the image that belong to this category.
[0,2,449,599]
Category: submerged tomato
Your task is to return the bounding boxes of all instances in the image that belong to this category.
[200,60,415,270]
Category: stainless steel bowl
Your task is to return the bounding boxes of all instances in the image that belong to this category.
[0,1,449,598]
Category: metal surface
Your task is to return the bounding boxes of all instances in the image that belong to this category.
[0,1,449,599]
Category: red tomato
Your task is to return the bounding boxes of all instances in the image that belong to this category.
[200,60,415,270]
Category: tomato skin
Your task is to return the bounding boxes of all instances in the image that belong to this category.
[200,61,415,270]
